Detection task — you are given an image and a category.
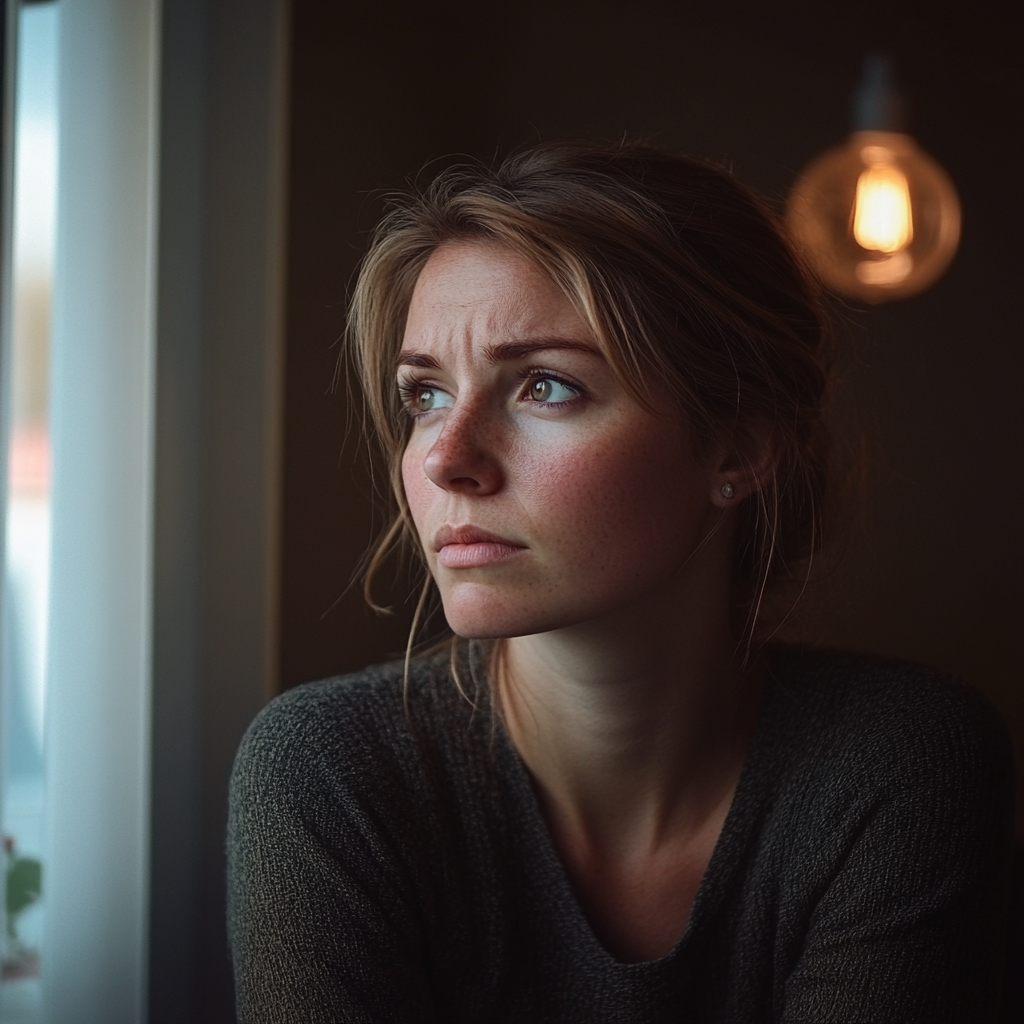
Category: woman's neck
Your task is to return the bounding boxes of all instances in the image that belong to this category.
[491,523,765,962]
[499,579,762,861]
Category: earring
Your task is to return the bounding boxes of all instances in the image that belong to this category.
[720,482,734,499]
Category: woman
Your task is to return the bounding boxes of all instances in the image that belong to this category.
[228,142,1013,1022]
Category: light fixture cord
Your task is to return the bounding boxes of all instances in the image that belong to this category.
[852,52,907,132]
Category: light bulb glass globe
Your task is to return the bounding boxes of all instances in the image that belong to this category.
[786,130,961,303]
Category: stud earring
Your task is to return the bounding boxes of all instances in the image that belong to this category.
[720,482,734,499]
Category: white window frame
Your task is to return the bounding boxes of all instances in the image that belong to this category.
[42,0,160,1019]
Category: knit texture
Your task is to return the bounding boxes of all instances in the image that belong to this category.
[228,646,1014,1023]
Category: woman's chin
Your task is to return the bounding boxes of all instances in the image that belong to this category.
[443,612,536,641]
[440,592,559,641]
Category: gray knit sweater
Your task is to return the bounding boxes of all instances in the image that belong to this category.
[227,646,1013,1022]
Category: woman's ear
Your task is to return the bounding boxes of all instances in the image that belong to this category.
[709,421,780,509]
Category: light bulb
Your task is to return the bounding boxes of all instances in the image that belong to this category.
[852,154,912,253]
[785,59,961,303]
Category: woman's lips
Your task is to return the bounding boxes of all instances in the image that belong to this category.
[434,526,526,569]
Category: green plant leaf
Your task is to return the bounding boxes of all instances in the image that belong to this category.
[6,856,42,918]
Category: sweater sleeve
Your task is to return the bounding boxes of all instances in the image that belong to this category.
[227,686,438,1024]
[779,681,1014,1024]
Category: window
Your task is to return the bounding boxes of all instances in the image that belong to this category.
[0,3,285,1018]
[1,3,59,1018]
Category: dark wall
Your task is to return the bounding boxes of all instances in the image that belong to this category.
[280,0,1022,828]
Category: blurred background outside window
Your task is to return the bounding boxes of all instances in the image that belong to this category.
[1,2,59,1021]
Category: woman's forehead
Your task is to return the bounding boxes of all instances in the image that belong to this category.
[402,241,592,354]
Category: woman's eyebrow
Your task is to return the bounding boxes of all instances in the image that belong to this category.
[484,339,599,363]
[395,339,599,371]
[395,352,441,369]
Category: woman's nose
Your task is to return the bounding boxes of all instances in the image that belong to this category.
[422,407,503,495]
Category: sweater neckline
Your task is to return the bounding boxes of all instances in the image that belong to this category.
[477,645,783,971]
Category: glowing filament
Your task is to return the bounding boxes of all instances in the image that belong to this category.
[852,163,913,253]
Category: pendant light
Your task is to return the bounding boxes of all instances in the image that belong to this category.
[786,55,961,304]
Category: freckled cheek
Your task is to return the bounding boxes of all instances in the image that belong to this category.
[511,435,678,556]
[401,444,433,535]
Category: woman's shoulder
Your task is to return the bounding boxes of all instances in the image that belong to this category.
[237,658,397,755]
[761,644,1013,792]
[232,650,476,784]
[227,650,502,878]
[765,643,1006,722]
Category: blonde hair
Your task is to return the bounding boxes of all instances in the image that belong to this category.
[347,141,835,657]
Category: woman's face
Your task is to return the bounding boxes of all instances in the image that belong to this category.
[399,241,724,640]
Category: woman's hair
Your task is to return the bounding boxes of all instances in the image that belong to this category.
[348,140,836,645]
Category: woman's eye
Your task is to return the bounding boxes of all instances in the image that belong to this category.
[525,377,578,404]
[405,385,453,414]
